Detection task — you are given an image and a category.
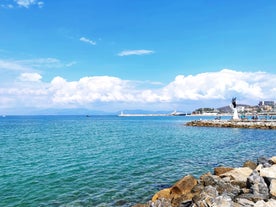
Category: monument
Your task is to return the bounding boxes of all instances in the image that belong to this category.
[230,97,240,120]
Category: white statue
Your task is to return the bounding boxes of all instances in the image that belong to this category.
[230,97,240,120]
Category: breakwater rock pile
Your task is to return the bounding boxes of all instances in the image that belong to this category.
[133,156,276,207]
[186,120,276,130]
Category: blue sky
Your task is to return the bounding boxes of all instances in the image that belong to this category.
[0,0,276,114]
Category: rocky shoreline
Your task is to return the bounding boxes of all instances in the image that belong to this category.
[132,156,276,207]
[186,120,276,130]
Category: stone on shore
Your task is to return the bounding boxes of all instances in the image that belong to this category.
[132,156,276,207]
[220,167,253,188]
[270,156,276,164]
[270,179,276,197]
[214,166,234,176]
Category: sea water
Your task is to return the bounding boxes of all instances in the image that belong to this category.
[0,115,275,207]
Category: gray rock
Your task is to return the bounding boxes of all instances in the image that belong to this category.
[235,198,255,206]
[193,186,218,206]
[213,194,233,207]
[202,174,240,199]
[257,157,272,168]
[247,171,269,200]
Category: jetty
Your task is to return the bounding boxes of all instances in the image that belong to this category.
[186,120,276,129]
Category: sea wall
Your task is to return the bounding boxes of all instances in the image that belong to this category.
[132,156,276,207]
[186,120,276,130]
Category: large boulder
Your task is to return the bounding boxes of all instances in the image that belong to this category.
[214,167,234,176]
[259,165,276,179]
[152,188,172,202]
[192,185,218,206]
[171,175,198,196]
[200,172,240,199]
[220,167,253,188]
[151,175,198,206]
[257,157,272,168]
[247,170,269,200]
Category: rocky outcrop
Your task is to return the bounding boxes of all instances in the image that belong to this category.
[186,120,276,129]
[132,156,276,207]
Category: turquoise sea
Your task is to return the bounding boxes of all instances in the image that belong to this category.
[1,115,276,207]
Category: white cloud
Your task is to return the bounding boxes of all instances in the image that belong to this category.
[0,59,32,71]
[19,72,42,82]
[50,76,134,104]
[14,0,44,8]
[161,69,276,102]
[0,69,275,112]
[17,58,74,68]
[117,50,154,56]
[80,37,96,45]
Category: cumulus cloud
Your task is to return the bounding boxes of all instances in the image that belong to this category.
[117,50,154,56]
[49,76,134,104]
[0,69,275,112]
[38,69,276,106]
[80,37,96,45]
[19,72,42,82]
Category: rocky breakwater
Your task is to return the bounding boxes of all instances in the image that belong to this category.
[133,156,276,207]
[186,120,276,130]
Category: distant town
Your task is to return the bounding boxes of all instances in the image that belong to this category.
[192,100,276,116]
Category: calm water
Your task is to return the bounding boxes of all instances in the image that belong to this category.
[1,115,276,207]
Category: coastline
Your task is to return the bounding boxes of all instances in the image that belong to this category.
[133,156,276,207]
